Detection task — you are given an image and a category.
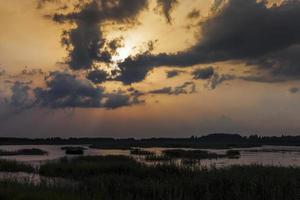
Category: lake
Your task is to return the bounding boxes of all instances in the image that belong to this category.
[0,145,299,167]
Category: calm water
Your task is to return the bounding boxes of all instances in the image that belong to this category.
[0,145,299,167]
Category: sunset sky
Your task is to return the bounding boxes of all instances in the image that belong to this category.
[0,0,300,138]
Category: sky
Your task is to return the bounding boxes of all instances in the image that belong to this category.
[0,0,300,138]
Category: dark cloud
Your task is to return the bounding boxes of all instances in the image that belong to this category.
[173,81,196,95]
[103,92,132,109]
[86,69,109,84]
[207,74,236,90]
[210,0,225,13]
[192,67,214,80]
[239,74,290,83]
[48,0,148,70]
[34,71,142,109]
[150,87,173,95]
[166,70,183,78]
[248,45,300,77]
[117,0,300,84]
[34,71,104,108]
[0,69,5,76]
[196,0,300,61]
[10,81,31,108]
[156,0,178,24]
[117,53,156,84]
[205,72,292,90]
[107,37,124,56]
[21,67,44,76]
[290,87,299,94]
[187,9,200,19]
[149,81,196,95]
[37,0,60,9]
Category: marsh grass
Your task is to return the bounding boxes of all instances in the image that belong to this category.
[130,148,154,156]
[0,159,35,173]
[0,180,81,200]
[36,156,300,200]
[226,150,241,158]
[144,154,172,162]
[162,149,220,159]
[162,149,242,160]
[0,156,298,200]
[39,156,143,179]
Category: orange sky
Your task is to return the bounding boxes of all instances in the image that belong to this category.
[0,0,299,137]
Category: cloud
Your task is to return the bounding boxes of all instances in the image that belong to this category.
[156,0,178,24]
[34,71,142,109]
[150,87,173,95]
[117,0,300,84]
[192,66,215,80]
[149,81,196,95]
[210,0,225,13]
[207,73,236,90]
[103,92,133,109]
[117,53,156,84]
[247,44,300,77]
[173,81,196,95]
[290,87,299,94]
[86,69,109,84]
[239,74,290,83]
[187,9,201,19]
[34,71,104,108]
[47,0,148,70]
[21,67,44,76]
[166,69,183,78]
[10,81,32,108]
[0,69,6,76]
[36,0,61,9]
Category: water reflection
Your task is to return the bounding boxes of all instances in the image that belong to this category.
[0,145,299,167]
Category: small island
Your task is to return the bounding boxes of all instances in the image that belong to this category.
[0,149,48,156]
[61,146,87,155]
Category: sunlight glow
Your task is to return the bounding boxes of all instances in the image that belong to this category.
[111,40,135,62]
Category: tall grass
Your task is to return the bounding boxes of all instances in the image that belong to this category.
[36,156,300,200]
[0,180,81,200]
[130,148,154,156]
[0,159,35,173]
[162,149,220,159]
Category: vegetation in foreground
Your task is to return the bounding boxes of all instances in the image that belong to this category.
[225,150,241,158]
[38,156,300,200]
[130,148,154,156]
[0,180,81,200]
[0,159,35,173]
[0,156,299,200]
[144,154,172,162]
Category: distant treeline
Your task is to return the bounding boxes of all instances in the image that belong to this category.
[0,134,299,148]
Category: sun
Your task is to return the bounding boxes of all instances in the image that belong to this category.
[111,40,135,62]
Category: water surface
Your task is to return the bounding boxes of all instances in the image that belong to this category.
[0,145,299,167]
